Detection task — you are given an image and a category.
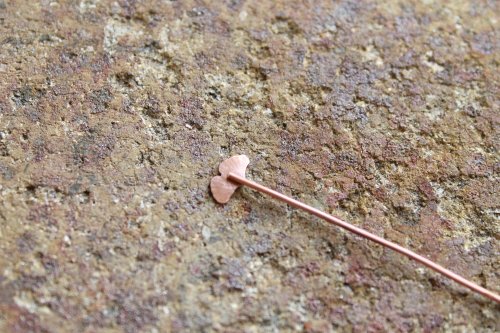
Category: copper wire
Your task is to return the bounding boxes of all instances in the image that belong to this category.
[227,172,500,303]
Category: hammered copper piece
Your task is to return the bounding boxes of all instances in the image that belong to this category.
[212,155,500,303]
[210,155,250,204]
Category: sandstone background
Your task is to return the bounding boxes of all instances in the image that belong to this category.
[0,0,499,332]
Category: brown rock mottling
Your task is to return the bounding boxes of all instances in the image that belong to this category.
[0,0,499,332]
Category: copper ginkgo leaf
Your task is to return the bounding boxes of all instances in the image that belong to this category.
[210,155,249,204]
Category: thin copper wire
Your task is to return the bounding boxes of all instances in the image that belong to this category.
[227,172,500,303]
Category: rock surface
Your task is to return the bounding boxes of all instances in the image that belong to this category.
[0,0,499,332]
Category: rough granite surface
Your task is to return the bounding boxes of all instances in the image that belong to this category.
[0,0,499,332]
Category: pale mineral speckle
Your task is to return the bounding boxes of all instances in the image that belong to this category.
[201,226,211,241]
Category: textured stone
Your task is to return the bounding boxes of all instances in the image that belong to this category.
[0,0,499,332]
